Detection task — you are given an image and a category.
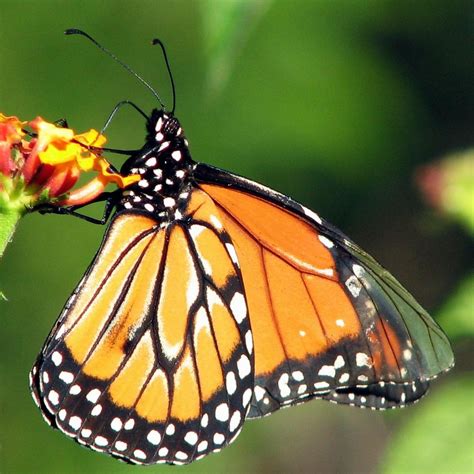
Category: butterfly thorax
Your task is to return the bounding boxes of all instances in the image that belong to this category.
[118,109,194,221]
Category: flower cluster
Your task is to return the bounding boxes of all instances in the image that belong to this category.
[0,113,139,214]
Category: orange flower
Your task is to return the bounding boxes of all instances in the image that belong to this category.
[0,114,139,211]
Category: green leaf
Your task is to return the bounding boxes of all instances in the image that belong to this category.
[382,376,474,474]
[201,0,273,96]
[437,273,474,340]
[442,150,474,234]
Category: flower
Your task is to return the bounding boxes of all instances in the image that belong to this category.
[0,114,139,213]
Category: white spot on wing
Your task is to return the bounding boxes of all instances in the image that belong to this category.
[110,417,122,432]
[51,351,62,366]
[215,403,230,422]
[230,292,247,323]
[225,243,239,265]
[237,354,251,379]
[59,371,74,384]
[318,235,334,248]
[303,207,322,224]
[318,365,336,378]
[229,410,241,432]
[86,388,101,404]
[356,352,371,367]
[226,371,237,395]
[346,275,362,297]
[184,431,198,445]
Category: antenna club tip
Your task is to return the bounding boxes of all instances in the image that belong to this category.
[151,38,163,46]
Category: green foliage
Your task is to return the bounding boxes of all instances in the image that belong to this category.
[383,376,474,474]
[438,273,474,340]
[443,150,474,234]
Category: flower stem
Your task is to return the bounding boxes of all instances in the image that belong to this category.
[0,207,22,260]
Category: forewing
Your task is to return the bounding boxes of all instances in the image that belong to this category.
[195,163,454,417]
[30,196,253,465]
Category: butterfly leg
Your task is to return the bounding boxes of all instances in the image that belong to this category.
[33,191,117,225]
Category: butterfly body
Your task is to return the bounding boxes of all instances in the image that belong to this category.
[30,107,454,465]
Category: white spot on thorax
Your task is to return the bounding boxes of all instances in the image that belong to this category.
[145,157,157,167]
[159,141,170,152]
[163,197,175,207]
[155,117,163,131]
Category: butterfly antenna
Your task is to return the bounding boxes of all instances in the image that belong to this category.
[65,28,167,110]
[151,39,176,114]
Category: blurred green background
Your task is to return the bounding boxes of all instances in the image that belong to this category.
[1,1,473,473]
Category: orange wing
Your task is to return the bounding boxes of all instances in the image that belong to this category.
[196,164,453,417]
[30,190,253,465]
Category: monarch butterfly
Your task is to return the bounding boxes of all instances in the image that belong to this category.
[30,31,454,466]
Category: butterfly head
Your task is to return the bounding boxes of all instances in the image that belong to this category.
[146,109,184,145]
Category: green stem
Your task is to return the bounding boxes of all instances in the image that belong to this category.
[0,207,22,260]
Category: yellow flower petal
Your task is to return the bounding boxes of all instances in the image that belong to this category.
[73,129,107,148]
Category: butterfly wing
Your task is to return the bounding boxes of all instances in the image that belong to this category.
[194,163,454,417]
[30,190,253,465]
